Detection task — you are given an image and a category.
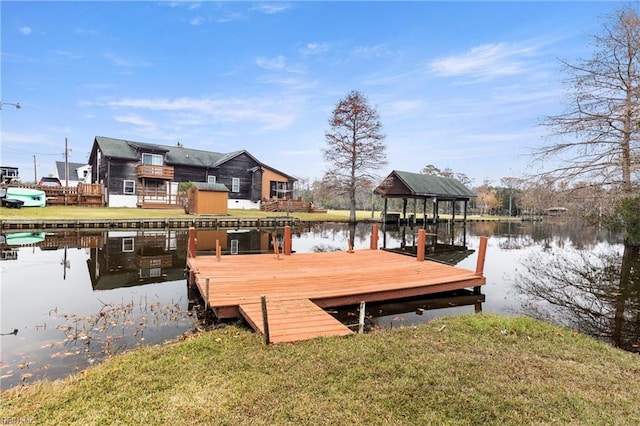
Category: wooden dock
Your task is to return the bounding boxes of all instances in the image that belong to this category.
[186,226,487,343]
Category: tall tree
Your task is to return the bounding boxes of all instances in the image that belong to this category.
[323,90,387,222]
[421,164,473,188]
[537,6,640,202]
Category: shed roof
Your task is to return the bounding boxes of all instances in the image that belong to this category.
[191,182,229,192]
[375,170,476,200]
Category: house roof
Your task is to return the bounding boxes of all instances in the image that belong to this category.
[55,161,89,181]
[93,136,296,180]
[375,170,476,200]
[191,182,229,192]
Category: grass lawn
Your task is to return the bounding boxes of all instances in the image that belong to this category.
[1,314,639,425]
[0,205,510,223]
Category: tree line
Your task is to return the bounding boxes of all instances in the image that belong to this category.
[318,5,638,242]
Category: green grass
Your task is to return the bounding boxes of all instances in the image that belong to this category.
[2,314,639,425]
[0,205,511,223]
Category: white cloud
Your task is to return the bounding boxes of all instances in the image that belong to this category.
[384,100,423,117]
[256,55,304,74]
[354,44,397,59]
[105,53,149,68]
[256,55,287,71]
[96,96,301,132]
[428,42,537,80]
[189,17,204,26]
[113,114,155,127]
[252,4,290,15]
[20,26,32,35]
[54,50,83,60]
[300,42,329,55]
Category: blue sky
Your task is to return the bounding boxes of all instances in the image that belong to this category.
[0,1,622,186]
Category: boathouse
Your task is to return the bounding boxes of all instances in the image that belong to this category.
[187,182,229,215]
[374,170,476,225]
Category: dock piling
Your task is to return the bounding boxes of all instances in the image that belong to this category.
[475,236,488,275]
[261,295,270,345]
[358,301,366,334]
[284,226,292,255]
[370,224,379,250]
[188,227,197,258]
[205,277,210,310]
[416,229,426,261]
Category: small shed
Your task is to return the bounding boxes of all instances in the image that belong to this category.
[374,170,476,225]
[187,182,229,215]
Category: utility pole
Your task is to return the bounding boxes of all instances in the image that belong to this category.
[64,137,69,187]
[33,155,37,184]
[64,137,69,205]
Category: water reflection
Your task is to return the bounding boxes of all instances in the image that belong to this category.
[514,242,640,353]
[1,221,637,391]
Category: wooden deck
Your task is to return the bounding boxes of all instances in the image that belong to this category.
[186,228,487,343]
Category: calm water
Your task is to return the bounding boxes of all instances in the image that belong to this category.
[1,221,637,390]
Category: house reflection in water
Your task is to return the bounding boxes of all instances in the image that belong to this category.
[87,228,286,290]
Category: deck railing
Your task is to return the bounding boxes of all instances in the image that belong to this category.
[136,165,174,180]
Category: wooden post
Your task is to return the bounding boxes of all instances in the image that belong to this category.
[261,295,270,345]
[284,225,292,255]
[204,277,210,310]
[216,239,221,261]
[188,227,197,259]
[416,229,426,261]
[358,301,366,334]
[370,223,379,250]
[475,236,488,275]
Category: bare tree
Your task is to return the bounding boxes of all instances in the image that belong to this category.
[537,6,640,201]
[323,90,387,222]
[421,164,473,188]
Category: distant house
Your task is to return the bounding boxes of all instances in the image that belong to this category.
[53,161,92,187]
[87,136,296,208]
[0,166,19,184]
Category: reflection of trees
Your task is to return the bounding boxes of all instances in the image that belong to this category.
[515,244,640,353]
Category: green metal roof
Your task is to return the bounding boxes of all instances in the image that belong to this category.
[375,170,476,200]
[191,182,229,192]
[93,136,297,180]
[94,136,230,167]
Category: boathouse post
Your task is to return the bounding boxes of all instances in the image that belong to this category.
[416,229,426,261]
[261,295,270,345]
[216,239,221,261]
[188,227,197,259]
[284,226,292,255]
[370,223,379,249]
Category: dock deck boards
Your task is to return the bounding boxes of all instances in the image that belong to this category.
[187,248,486,342]
[239,298,353,343]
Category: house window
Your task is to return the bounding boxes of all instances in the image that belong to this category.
[232,177,240,192]
[207,175,216,184]
[230,239,239,255]
[122,238,134,252]
[123,180,136,194]
[142,153,163,166]
[140,268,162,278]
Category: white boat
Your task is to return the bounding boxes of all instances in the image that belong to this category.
[4,187,46,207]
[3,232,46,246]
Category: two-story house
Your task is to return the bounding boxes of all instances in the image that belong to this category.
[88,136,296,208]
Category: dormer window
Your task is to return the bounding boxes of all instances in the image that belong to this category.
[142,153,163,166]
